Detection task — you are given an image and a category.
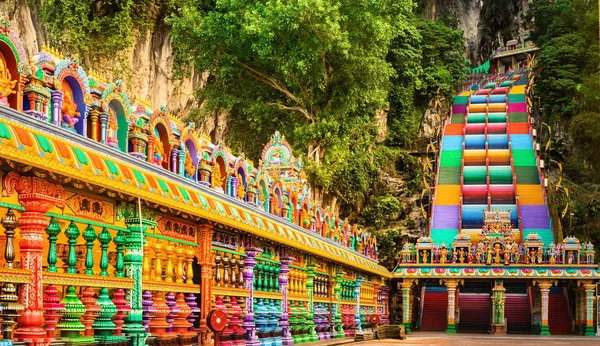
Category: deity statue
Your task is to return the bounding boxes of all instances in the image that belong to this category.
[467,251,473,263]
[549,248,556,264]
[61,90,80,128]
[475,248,482,263]
[440,247,448,264]
[236,174,245,200]
[568,251,574,264]
[184,151,195,178]
[0,57,16,105]
[503,247,510,264]
[537,249,543,264]
[458,248,465,263]
[153,140,165,166]
[421,250,428,264]
[530,249,537,264]
[493,243,502,264]
[212,165,227,190]
[300,208,310,229]
[486,246,493,265]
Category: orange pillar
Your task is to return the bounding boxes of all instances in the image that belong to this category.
[2,172,65,345]
[147,135,155,163]
[196,223,214,345]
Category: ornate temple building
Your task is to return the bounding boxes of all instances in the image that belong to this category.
[0,17,388,346]
[0,15,597,346]
[392,39,599,337]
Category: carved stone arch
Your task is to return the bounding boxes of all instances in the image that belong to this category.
[0,22,27,110]
[55,62,89,135]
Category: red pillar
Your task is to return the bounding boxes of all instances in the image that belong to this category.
[2,172,65,345]
[196,223,214,345]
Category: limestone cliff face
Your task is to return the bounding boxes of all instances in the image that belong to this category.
[0,1,229,142]
[419,0,529,65]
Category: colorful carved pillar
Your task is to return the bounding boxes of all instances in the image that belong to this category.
[242,246,262,346]
[51,90,63,126]
[401,280,413,333]
[333,269,344,338]
[122,206,156,346]
[45,217,60,273]
[98,227,111,276]
[94,287,124,342]
[2,173,65,344]
[113,289,132,336]
[575,288,583,334]
[445,280,458,334]
[196,223,214,345]
[279,255,294,346]
[305,262,318,341]
[99,111,109,144]
[114,228,126,278]
[147,135,155,163]
[582,281,596,336]
[536,280,552,336]
[43,285,64,341]
[89,106,100,141]
[490,280,506,335]
[82,104,90,137]
[354,275,364,332]
[171,148,179,173]
[83,224,96,275]
[380,286,389,325]
[178,148,186,176]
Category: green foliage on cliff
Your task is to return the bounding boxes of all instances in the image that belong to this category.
[170,0,413,215]
[170,1,464,234]
[35,0,191,57]
[526,0,600,248]
[387,16,466,147]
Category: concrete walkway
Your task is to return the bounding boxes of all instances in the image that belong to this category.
[351,331,600,346]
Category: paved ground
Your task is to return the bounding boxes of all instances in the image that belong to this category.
[350,332,600,345]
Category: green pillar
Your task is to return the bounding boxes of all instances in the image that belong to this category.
[65,221,80,274]
[45,217,60,273]
[306,261,318,342]
[333,268,344,338]
[98,227,112,277]
[401,280,413,333]
[93,287,125,342]
[118,201,156,346]
[584,282,596,336]
[83,224,97,275]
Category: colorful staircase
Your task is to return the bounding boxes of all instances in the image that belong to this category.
[419,287,448,331]
[458,293,491,332]
[430,69,552,245]
[508,75,554,245]
[430,95,466,245]
[548,287,571,335]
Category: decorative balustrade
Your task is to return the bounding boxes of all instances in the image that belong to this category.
[314,273,330,299]
[400,235,595,266]
[0,187,386,346]
[254,260,280,292]
[288,268,308,296]
[213,250,245,289]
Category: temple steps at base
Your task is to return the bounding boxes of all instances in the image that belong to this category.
[458,293,491,332]
[505,294,531,333]
[548,290,571,335]
[420,288,448,331]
